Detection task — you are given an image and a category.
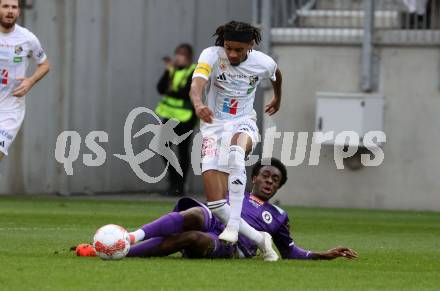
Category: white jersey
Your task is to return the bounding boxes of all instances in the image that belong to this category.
[193,46,277,121]
[0,24,47,112]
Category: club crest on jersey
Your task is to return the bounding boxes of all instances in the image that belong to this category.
[14,45,23,55]
[1,69,8,85]
[222,98,238,115]
[220,62,227,71]
[262,211,273,224]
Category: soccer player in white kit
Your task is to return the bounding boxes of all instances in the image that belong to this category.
[190,21,282,261]
[0,0,50,161]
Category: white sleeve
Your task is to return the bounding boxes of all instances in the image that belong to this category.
[264,55,278,82]
[29,34,47,64]
[193,47,218,80]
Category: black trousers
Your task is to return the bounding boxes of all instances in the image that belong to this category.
[161,115,197,194]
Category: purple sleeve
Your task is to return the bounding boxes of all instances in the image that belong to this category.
[272,216,313,260]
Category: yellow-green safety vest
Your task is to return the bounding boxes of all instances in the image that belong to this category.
[155,64,196,122]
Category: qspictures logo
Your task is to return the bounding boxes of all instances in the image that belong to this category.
[54,107,386,183]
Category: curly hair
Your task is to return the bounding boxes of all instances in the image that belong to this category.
[251,158,288,188]
[213,20,262,47]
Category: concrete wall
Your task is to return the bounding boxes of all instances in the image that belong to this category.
[268,44,440,211]
[0,0,252,195]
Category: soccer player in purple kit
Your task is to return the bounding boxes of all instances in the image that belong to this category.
[76,158,358,261]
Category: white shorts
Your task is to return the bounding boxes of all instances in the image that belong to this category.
[0,109,25,155]
[200,118,260,174]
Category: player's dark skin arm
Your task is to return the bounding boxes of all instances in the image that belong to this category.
[252,165,358,261]
[265,68,282,116]
[309,247,358,260]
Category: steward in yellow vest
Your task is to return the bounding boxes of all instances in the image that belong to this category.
[155,44,197,197]
[155,63,196,122]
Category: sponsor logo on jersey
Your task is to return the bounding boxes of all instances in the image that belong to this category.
[1,69,8,85]
[216,73,227,82]
[226,73,248,79]
[262,211,273,224]
[222,98,238,115]
[249,194,264,206]
[13,57,23,63]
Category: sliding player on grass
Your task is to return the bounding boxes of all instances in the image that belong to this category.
[189,21,282,261]
[76,158,358,261]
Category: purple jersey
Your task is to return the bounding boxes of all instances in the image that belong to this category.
[236,192,300,258]
[174,193,311,259]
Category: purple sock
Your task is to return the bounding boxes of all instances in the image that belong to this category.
[127,237,164,257]
[141,212,184,239]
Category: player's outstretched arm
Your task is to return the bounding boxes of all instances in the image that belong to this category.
[265,68,282,116]
[310,246,358,260]
[13,59,50,97]
[190,77,213,123]
[272,216,357,260]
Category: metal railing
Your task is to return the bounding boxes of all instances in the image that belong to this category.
[260,0,440,45]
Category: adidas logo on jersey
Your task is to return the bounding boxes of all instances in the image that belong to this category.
[216,73,227,82]
[231,179,243,185]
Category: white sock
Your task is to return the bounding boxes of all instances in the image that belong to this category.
[227,145,246,231]
[208,200,264,246]
[239,220,264,247]
[207,199,230,224]
[129,229,145,243]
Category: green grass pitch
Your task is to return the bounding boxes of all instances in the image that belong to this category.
[0,196,439,291]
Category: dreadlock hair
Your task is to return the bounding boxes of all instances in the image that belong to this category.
[213,21,262,47]
[251,158,288,188]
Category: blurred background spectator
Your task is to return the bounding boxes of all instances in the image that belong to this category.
[155,44,197,197]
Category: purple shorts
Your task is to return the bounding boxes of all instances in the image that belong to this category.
[174,197,235,259]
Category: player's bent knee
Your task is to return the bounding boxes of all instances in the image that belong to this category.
[230,132,253,153]
[181,231,215,258]
[180,207,206,231]
[185,231,204,243]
